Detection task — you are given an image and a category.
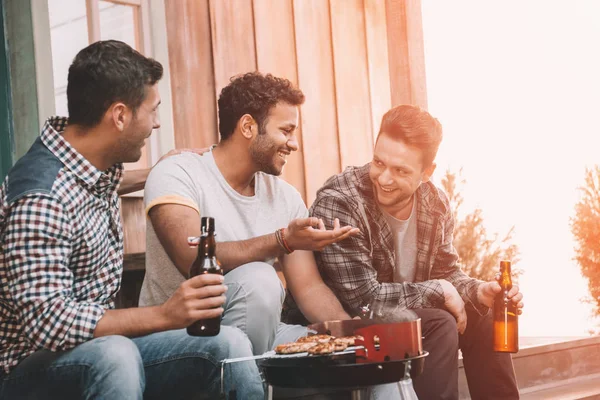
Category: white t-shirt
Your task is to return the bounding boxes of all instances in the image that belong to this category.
[380,196,418,283]
[139,149,307,306]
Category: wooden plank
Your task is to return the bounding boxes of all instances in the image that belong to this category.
[253,0,306,201]
[123,2,150,171]
[86,0,101,43]
[0,0,14,180]
[209,0,257,98]
[133,4,143,53]
[121,197,146,254]
[31,0,56,124]
[364,0,392,141]
[138,0,152,57]
[123,252,146,271]
[165,0,218,148]
[293,0,341,206]
[330,0,374,168]
[105,0,142,6]
[5,0,40,159]
[147,0,176,159]
[385,0,428,108]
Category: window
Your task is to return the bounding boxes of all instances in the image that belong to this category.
[48,0,152,171]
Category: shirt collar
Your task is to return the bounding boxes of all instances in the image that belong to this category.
[40,116,123,193]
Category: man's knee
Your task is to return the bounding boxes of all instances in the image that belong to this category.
[200,326,254,361]
[88,335,144,377]
[76,335,145,398]
[415,308,459,350]
[225,262,284,312]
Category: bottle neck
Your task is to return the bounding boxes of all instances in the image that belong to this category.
[198,234,216,259]
[499,267,512,289]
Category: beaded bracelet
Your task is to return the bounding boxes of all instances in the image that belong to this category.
[276,228,293,254]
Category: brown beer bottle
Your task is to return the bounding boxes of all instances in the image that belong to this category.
[187,217,223,336]
[493,260,519,352]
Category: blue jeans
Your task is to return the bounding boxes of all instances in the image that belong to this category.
[222,262,307,355]
[0,327,264,400]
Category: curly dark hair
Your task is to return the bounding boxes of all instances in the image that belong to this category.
[217,72,305,141]
[67,40,163,127]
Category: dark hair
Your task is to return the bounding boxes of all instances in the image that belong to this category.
[217,72,305,141]
[378,105,443,166]
[66,40,163,127]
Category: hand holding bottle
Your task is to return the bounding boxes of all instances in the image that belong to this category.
[161,274,226,330]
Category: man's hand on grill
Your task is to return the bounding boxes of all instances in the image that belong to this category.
[438,279,467,334]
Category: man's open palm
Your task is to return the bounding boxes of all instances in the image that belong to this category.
[285,217,360,251]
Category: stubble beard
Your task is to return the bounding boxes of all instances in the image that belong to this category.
[249,129,283,176]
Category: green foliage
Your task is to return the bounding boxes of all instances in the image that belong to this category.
[571,166,600,316]
[441,169,520,282]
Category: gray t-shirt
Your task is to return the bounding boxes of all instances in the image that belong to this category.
[139,149,308,306]
[380,196,418,283]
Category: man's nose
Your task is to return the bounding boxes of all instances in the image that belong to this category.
[287,135,299,151]
[154,118,161,130]
[378,169,393,185]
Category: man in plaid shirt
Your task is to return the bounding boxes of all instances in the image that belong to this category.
[309,105,524,399]
[0,41,263,399]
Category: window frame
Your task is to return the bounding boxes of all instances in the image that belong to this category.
[40,0,176,172]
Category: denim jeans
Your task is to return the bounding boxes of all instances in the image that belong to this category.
[222,262,307,355]
[0,327,264,400]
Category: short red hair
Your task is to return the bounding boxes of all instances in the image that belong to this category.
[377,105,443,166]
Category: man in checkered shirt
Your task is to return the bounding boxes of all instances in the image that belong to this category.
[308,105,525,399]
[0,41,263,399]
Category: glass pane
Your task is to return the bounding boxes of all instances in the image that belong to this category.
[48,0,89,117]
[98,2,148,170]
[99,1,137,50]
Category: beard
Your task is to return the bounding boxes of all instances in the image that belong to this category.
[249,126,284,176]
[113,131,147,164]
[372,182,412,210]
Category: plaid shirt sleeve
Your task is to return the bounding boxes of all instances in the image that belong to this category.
[429,203,488,315]
[3,194,106,351]
[311,193,445,315]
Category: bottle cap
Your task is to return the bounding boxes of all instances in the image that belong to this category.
[500,260,511,270]
[201,217,215,234]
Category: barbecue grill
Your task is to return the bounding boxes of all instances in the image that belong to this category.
[221,312,427,399]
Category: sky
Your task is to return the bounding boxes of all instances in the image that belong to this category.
[421,1,600,337]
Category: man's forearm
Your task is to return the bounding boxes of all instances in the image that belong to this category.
[118,169,150,195]
[216,233,282,272]
[439,268,487,314]
[294,283,350,323]
[94,306,171,338]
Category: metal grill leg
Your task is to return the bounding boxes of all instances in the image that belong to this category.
[265,384,273,400]
[351,388,367,400]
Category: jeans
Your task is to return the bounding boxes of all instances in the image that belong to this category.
[0,327,264,400]
[222,262,307,355]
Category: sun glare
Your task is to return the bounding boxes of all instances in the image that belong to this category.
[422,1,600,337]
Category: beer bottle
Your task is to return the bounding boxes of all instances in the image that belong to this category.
[493,260,518,352]
[187,217,223,336]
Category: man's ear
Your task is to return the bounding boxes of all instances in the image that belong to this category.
[238,114,257,140]
[110,102,128,132]
[421,162,437,183]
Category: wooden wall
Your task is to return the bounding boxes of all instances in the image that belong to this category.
[122,0,428,256]
[163,0,428,206]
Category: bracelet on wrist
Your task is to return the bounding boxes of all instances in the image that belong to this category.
[276,228,293,254]
[275,228,287,254]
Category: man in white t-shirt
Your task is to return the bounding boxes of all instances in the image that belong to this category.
[140,72,359,355]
